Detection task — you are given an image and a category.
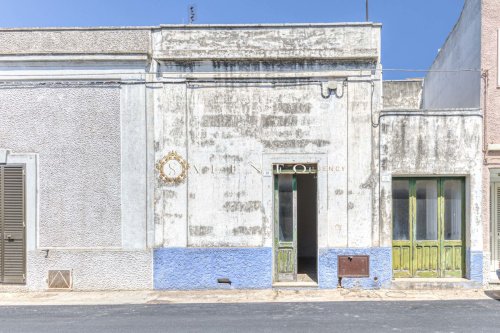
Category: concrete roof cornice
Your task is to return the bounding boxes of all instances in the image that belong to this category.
[0,22,381,32]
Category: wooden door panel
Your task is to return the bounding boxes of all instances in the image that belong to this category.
[392,242,412,277]
[276,247,295,281]
[442,242,463,277]
[413,243,439,277]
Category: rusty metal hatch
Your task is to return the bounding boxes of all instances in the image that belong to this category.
[338,255,369,277]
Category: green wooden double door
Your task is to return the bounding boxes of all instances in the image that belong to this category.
[392,178,465,278]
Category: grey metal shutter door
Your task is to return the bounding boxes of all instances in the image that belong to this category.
[496,185,500,267]
[1,165,25,284]
[0,166,3,283]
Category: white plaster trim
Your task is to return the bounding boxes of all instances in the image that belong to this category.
[0,71,147,81]
[488,144,500,151]
[0,149,10,164]
[0,55,149,62]
[159,70,373,80]
[498,28,500,87]
[158,22,382,28]
[120,84,148,250]
[154,53,379,62]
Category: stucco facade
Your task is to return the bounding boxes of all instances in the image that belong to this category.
[0,28,153,290]
[0,21,486,290]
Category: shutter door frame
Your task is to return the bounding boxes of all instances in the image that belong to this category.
[0,164,26,284]
[496,183,500,268]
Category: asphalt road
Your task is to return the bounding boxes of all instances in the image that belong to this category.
[1,300,500,333]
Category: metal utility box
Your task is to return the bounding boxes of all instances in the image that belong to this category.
[338,255,370,277]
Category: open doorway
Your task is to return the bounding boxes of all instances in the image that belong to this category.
[274,164,318,284]
[297,173,318,283]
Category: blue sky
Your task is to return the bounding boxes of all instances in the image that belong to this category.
[0,0,464,79]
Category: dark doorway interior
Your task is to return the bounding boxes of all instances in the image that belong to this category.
[296,173,318,283]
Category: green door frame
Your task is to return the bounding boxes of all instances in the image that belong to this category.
[392,177,465,278]
[274,173,297,282]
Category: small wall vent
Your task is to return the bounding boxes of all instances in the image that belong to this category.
[48,270,72,289]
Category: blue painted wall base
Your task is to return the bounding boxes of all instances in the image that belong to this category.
[318,248,392,289]
[154,247,272,289]
[154,247,483,289]
[466,249,483,283]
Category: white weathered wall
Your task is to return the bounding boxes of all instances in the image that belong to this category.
[154,23,380,60]
[154,80,381,249]
[422,0,481,109]
[153,24,383,250]
[383,79,422,110]
[379,109,483,251]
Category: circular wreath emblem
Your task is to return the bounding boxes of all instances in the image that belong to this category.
[156,151,188,185]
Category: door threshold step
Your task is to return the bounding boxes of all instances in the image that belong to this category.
[392,278,481,290]
[273,281,318,289]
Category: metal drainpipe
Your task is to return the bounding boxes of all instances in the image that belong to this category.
[482,69,489,164]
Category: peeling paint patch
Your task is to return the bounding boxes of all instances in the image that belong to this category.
[221,154,243,162]
[189,226,214,236]
[163,190,177,199]
[360,175,377,189]
[335,189,344,195]
[165,213,183,219]
[275,102,312,114]
[232,226,262,236]
[201,115,257,127]
[223,201,262,212]
[224,191,247,198]
[261,115,297,127]
[262,139,330,149]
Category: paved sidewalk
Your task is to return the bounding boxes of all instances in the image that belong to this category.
[0,288,495,306]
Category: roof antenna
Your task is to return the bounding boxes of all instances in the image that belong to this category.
[365,0,369,21]
[188,4,197,24]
